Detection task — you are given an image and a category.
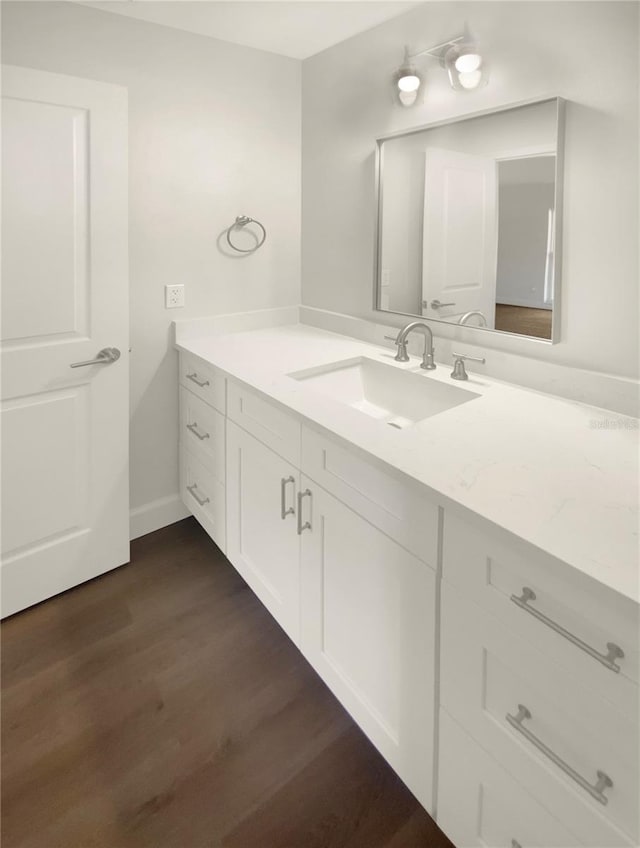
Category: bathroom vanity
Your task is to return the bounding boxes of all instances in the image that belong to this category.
[175,318,638,848]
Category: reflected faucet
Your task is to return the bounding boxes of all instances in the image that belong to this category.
[387,321,436,370]
[458,311,487,327]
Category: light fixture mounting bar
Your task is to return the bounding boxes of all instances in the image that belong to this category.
[407,35,464,62]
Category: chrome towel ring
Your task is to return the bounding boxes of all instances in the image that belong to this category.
[226,215,266,253]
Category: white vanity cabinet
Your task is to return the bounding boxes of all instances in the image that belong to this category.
[177,349,639,847]
[437,511,639,848]
[223,377,439,812]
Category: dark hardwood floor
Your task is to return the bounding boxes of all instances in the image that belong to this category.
[495,304,552,339]
[1,518,453,848]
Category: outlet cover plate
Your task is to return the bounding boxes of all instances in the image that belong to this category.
[165,284,185,309]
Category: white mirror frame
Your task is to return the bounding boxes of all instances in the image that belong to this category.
[373,96,566,344]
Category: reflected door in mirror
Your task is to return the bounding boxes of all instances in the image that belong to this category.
[422,148,497,328]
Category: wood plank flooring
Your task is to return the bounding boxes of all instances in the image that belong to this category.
[1,518,453,848]
[495,304,552,339]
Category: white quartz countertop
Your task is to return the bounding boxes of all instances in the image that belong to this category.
[177,323,639,604]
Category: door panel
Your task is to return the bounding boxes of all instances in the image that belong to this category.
[1,65,129,617]
[300,478,436,811]
[2,98,89,342]
[422,147,497,326]
[1,388,89,555]
[226,421,300,644]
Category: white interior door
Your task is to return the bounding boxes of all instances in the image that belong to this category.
[422,147,497,327]
[1,65,129,618]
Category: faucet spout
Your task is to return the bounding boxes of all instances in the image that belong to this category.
[458,311,487,327]
[392,321,436,370]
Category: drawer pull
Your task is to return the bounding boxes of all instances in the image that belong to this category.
[297,489,312,534]
[187,484,210,507]
[506,704,613,805]
[280,476,295,520]
[186,373,210,388]
[510,587,624,673]
[186,422,210,441]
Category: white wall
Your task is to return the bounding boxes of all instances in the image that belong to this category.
[496,172,555,309]
[1,1,301,533]
[302,1,639,381]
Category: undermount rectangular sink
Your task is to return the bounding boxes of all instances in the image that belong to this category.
[289,357,480,429]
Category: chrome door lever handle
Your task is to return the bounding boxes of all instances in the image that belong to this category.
[70,347,121,368]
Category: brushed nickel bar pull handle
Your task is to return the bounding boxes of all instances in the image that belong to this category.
[506,704,613,805]
[297,489,312,535]
[186,422,210,441]
[70,347,120,368]
[280,476,295,520]
[511,588,624,673]
[186,373,210,388]
[186,484,210,507]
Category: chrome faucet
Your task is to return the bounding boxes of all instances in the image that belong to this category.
[386,321,436,370]
[458,310,487,327]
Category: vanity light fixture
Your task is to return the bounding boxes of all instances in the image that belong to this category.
[394,50,422,107]
[394,34,485,106]
[443,41,485,91]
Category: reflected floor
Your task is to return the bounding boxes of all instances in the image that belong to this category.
[495,304,552,339]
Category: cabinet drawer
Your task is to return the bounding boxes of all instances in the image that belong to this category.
[443,511,639,698]
[180,447,225,552]
[227,380,301,467]
[438,710,586,848]
[179,387,225,483]
[301,426,438,564]
[440,581,639,844]
[179,353,226,413]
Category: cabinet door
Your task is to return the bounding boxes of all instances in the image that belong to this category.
[226,421,300,644]
[299,477,436,811]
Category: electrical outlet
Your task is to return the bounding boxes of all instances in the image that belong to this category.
[165,284,185,309]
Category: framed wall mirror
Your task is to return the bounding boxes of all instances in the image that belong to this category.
[374,97,565,342]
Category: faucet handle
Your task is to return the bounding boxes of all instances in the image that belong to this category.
[384,334,410,362]
[384,334,399,342]
[451,352,485,381]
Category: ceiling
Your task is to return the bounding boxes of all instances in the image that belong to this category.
[78,1,421,60]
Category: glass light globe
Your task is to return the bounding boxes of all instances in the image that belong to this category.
[458,70,482,89]
[398,89,418,106]
[455,52,482,74]
[398,73,420,93]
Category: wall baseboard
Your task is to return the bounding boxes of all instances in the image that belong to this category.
[130,494,190,541]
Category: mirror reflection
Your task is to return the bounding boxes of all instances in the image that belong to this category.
[376,99,563,341]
